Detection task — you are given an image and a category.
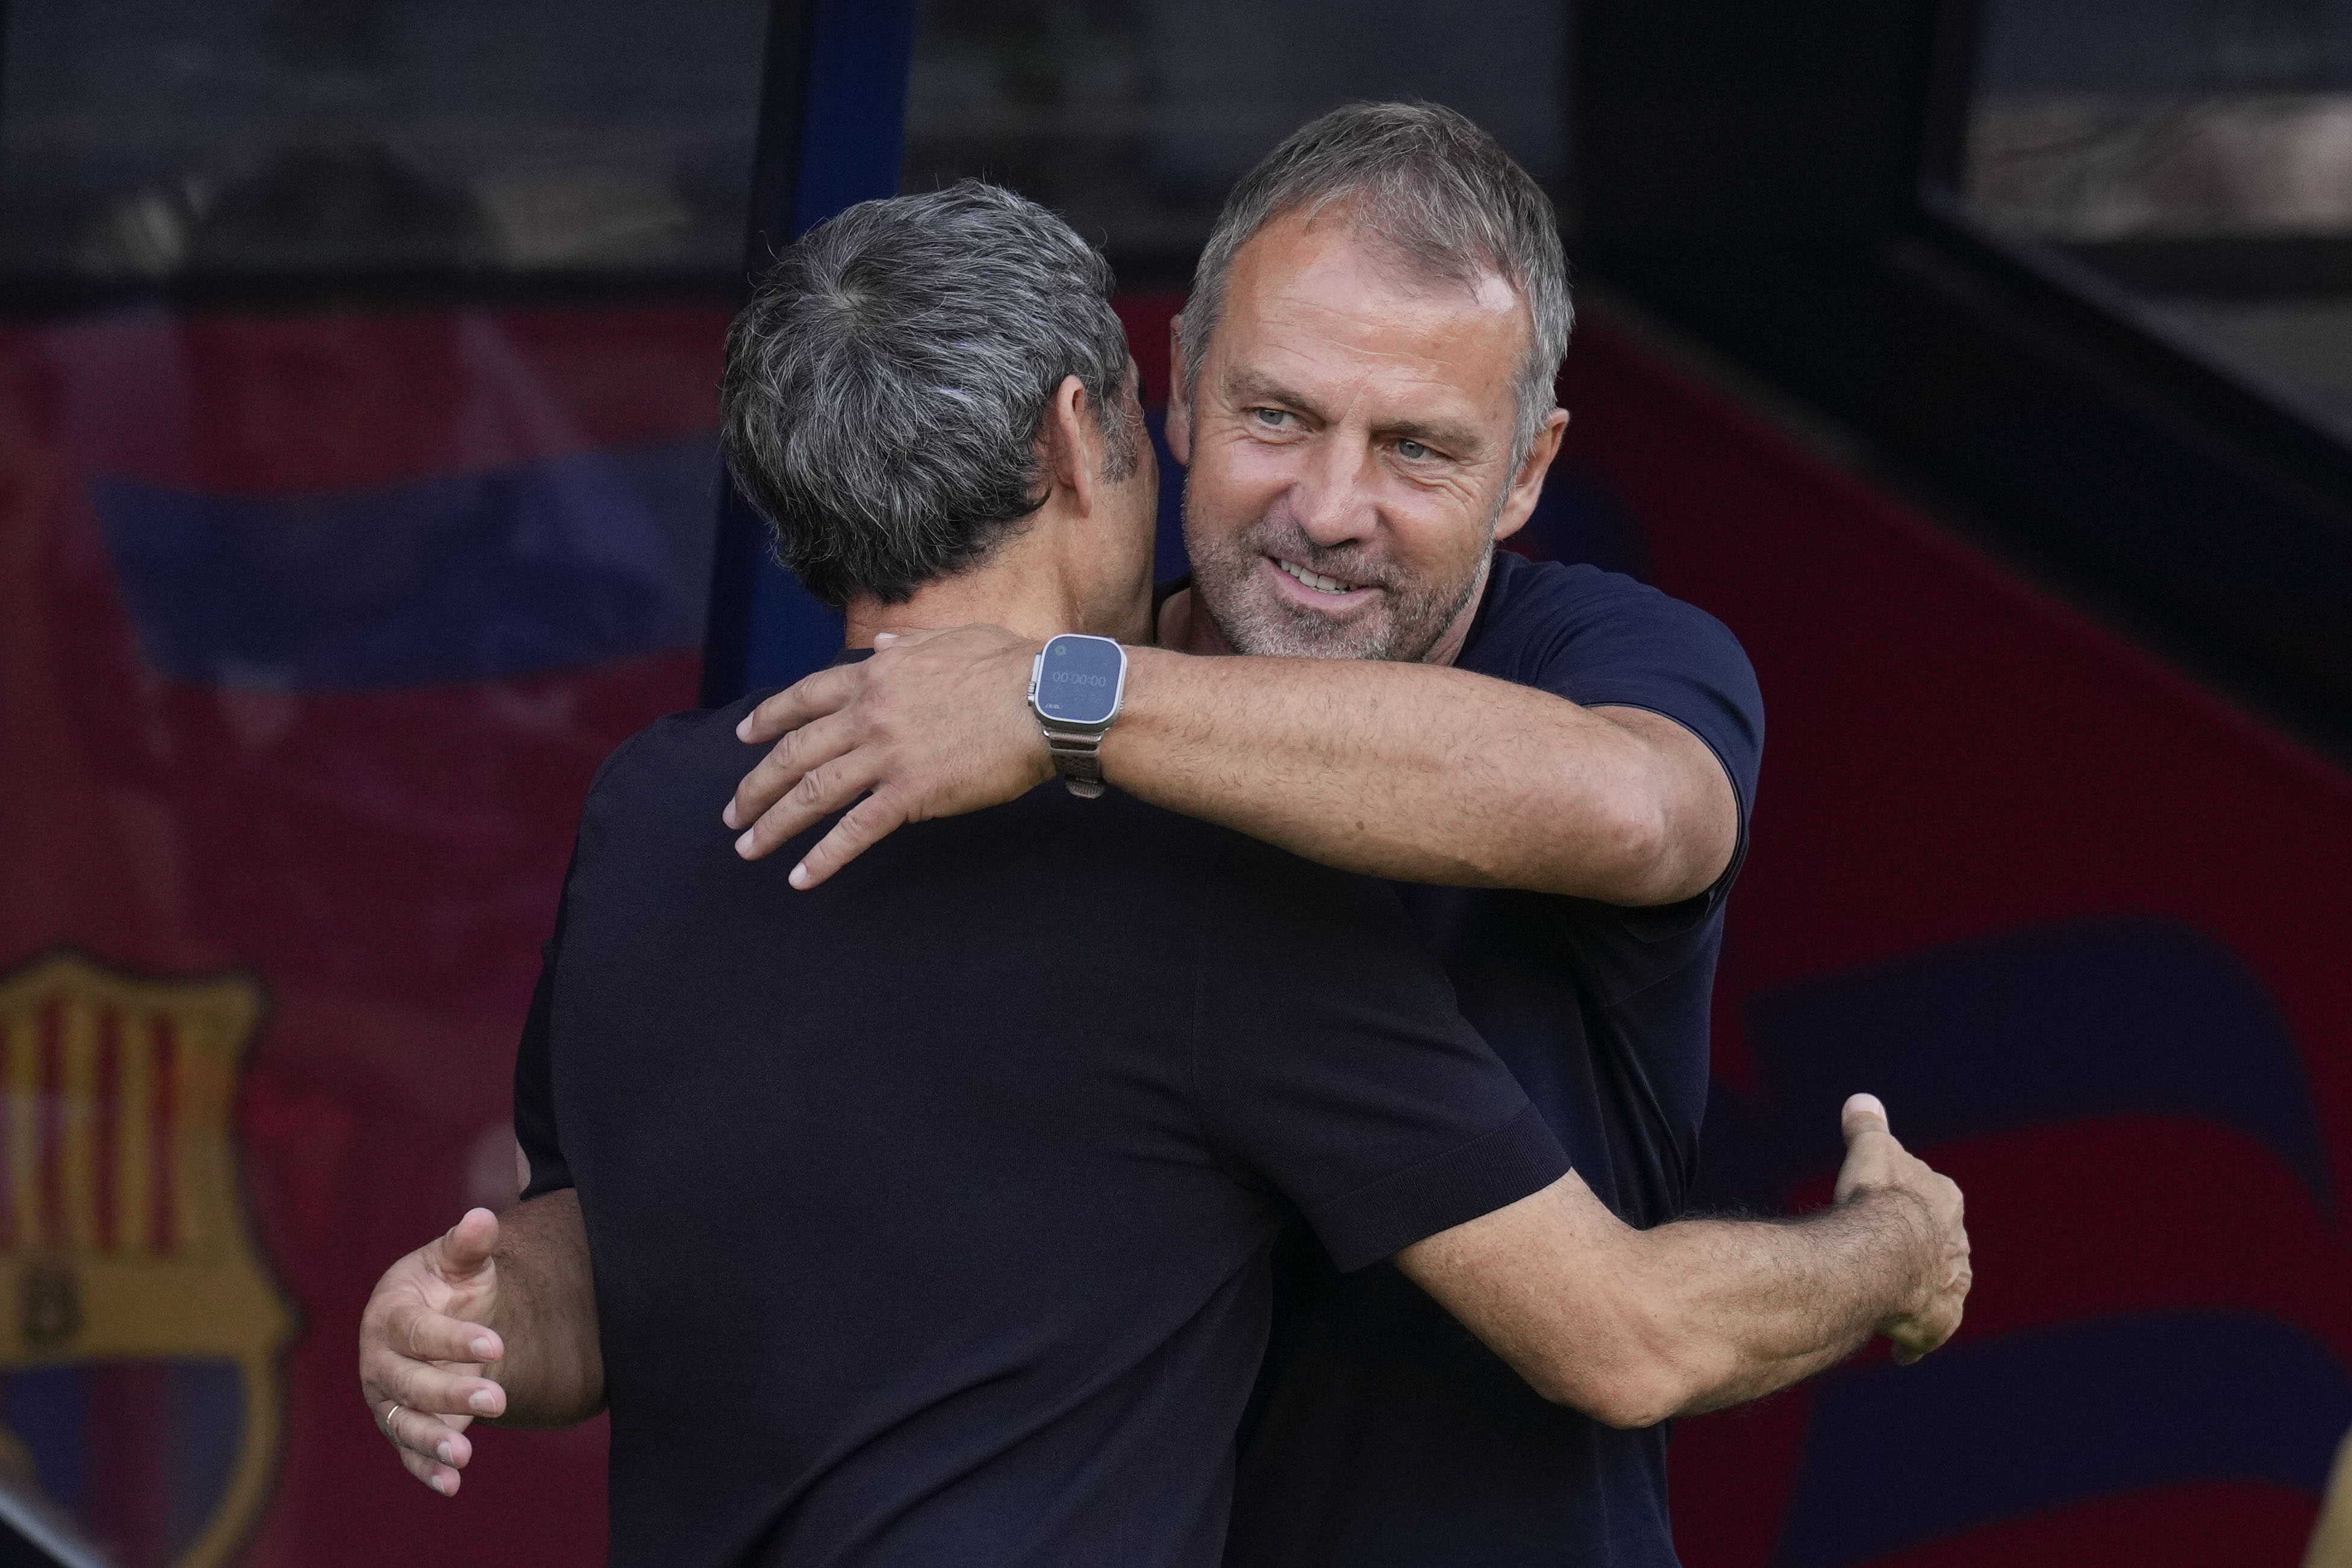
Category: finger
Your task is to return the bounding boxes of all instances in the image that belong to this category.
[728,712,834,833]
[391,1304,503,1366]
[398,1442,464,1496]
[386,1402,476,1470]
[431,1207,501,1284]
[735,665,856,746]
[379,1357,508,1420]
[741,753,885,864]
[788,792,910,891]
[1840,1093,1891,1145]
[729,711,860,853]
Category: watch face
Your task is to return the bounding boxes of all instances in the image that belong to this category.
[1035,635,1125,726]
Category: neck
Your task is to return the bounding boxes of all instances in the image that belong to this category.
[1159,583,1227,655]
[842,527,1150,649]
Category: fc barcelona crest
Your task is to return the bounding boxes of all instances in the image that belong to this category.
[0,953,293,1567]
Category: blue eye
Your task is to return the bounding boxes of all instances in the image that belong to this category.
[1252,408,1291,428]
[1397,439,1430,460]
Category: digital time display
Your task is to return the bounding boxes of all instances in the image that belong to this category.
[1034,635,1126,726]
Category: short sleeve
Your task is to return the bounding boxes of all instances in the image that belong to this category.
[1473,558,1765,933]
[1189,840,1568,1272]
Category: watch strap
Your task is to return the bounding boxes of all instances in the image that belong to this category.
[1041,724,1106,798]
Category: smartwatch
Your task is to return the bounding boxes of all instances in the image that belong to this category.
[1028,633,1129,798]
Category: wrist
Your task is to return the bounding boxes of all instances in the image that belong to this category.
[1842,1184,1939,1325]
[1009,638,1053,783]
[1096,644,1176,780]
[1028,634,1129,797]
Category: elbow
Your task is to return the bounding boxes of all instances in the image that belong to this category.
[1523,1344,1698,1430]
[1582,790,1677,907]
[1539,1366,1685,1431]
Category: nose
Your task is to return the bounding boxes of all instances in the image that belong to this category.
[1289,432,1379,550]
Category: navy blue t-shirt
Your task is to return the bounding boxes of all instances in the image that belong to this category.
[512,689,1572,1568]
[1229,550,1766,1568]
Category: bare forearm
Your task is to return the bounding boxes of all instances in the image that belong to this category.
[1639,1190,1933,1417]
[1105,648,1691,900]
[482,1191,604,1426]
[1404,1113,1966,1431]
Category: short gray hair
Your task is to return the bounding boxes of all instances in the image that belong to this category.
[1179,102,1573,467]
[722,181,1138,609]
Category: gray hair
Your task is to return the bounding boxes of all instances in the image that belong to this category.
[1179,102,1573,468]
[721,181,1139,609]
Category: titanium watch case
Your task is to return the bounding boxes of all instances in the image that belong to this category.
[1028,633,1129,797]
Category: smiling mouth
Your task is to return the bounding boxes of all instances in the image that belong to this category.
[1271,556,1368,597]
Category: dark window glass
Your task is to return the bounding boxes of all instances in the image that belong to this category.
[1959,0,2352,441]
[0,0,767,278]
[899,0,1567,275]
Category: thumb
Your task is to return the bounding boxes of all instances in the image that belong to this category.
[1841,1092,1891,1146]
[871,632,900,647]
[435,1207,501,1281]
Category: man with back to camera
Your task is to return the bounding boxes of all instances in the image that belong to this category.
[719,104,1797,1564]
[356,181,1970,1564]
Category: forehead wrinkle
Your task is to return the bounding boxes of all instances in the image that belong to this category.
[1256,276,1497,362]
[1234,282,1515,435]
[1225,301,1492,401]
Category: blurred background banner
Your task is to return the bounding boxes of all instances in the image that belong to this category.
[4,1,2352,1566]
[0,0,808,1560]
[1545,314,2352,1567]
[0,295,724,1563]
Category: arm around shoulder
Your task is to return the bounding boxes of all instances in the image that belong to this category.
[1104,647,1741,904]
[1394,1098,1970,1428]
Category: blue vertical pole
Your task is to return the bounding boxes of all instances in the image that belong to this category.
[699,0,919,706]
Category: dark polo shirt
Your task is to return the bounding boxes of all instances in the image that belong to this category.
[513,686,1570,1567]
[1230,550,1767,1568]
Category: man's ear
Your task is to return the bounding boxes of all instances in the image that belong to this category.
[1491,407,1569,546]
[1163,317,1193,467]
[1043,373,1102,512]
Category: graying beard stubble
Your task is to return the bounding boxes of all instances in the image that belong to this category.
[1189,493,1500,664]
